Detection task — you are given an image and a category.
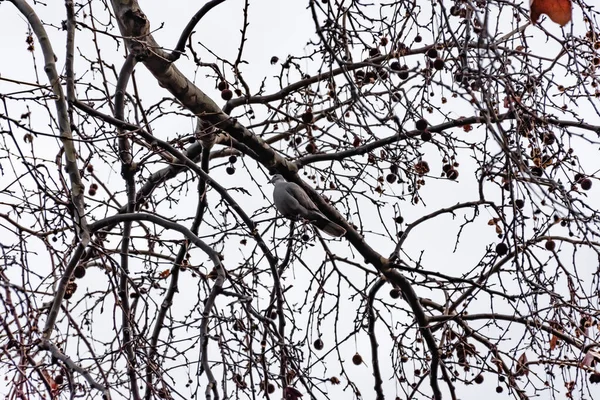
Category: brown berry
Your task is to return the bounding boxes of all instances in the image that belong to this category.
[496,386,503,393]
[352,353,363,365]
[514,199,525,209]
[580,178,592,190]
[390,288,401,299]
[474,374,484,384]
[226,166,235,175]
[545,240,556,251]
[446,169,459,180]
[415,119,428,131]
[398,65,409,80]
[433,58,444,70]
[73,266,86,279]
[86,164,94,173]
[306,142,317,154]
[54,374,64,385]
[496,242,508,256]
[217,81,228,91]
[386,173,397,184]
[543,132,556,145]
[301,111,313,124]
[420,131,432,141]
[221,89,233,101]
[314,339,324,350]
[270,56,279,65]
[427,48,438,59]
[267,383,275,393]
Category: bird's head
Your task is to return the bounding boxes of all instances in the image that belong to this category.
[269,174,285,184]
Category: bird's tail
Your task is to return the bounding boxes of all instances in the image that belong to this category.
[310,214,346,237]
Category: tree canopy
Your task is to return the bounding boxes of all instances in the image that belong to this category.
[1,0,600,399]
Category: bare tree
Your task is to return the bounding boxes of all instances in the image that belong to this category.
[1,0,600,399]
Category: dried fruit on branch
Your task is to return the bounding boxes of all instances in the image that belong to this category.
[530,0,572,26]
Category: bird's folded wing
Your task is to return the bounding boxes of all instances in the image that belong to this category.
[284,182,320,212]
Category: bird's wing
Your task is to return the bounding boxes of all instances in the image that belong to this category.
[283,182,320,212]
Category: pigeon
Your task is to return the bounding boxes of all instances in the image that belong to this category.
[270,174,346,237]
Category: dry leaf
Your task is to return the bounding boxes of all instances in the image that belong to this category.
[530,0,572,26]
[516,352,529,376]
[549,334,559,350]
[158,269,171,279]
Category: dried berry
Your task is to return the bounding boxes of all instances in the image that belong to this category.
[495,242,508,256]
[545,240,556,251]
[314,339,324,350]
[221,89,233,101]
[390,288,401,299]
[415,118,428,131]
[73,266,86,279]
[446,169,459,180]
[515,199,525,209]
[352,353,363,365]
[217,81,228,91]
[580,178,592,191]
[301,111,313,124]
[398,65,409,80]
[420,131,432,141]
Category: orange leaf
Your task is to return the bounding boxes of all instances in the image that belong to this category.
[549,334,559,350]
[530,0,572,26]
[158,269,170,279]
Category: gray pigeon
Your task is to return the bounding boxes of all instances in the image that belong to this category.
[270,174,346,237]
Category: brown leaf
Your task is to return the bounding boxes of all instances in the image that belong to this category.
[516,352,529,376]
[549,334,559,350]
[530,0,572,26]
[158,269,171,279]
